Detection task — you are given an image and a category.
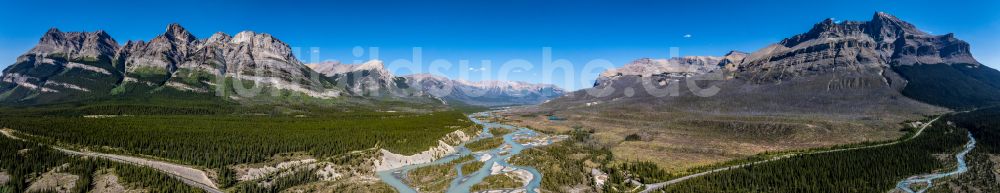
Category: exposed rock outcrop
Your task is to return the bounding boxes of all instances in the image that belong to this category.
[307,60,408,97]
[373,129,476,171]
[739,12,981,82]
[542,12,957,117]
[595,56,724,87]
[0,29,122,103]
[1,23,341,104]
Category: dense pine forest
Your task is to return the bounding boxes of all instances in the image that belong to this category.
[655,119,969,192]
[926,107,1000,192]
[0,110,473,169]
[950,107,1000,153]
[509,126,612,192]
[1,135,203,193]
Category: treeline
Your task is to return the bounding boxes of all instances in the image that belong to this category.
[657,121,968,193]
[950,107,1000,153]
[0,111,474,169]
[231,167,319,193]
[926,107,1000,192]
[0,137,202,193]
[509,126,613,192]
[0,135,70,192]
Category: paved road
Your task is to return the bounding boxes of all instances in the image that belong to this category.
[639,116,942,193]
[1,129,223,193]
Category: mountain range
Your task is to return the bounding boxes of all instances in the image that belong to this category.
[0,24,564,107]
[503,12,1000,177]
[404,73,565,107]
[305,60,565,107]
[549,12,1000,113]
[4,12,999,111]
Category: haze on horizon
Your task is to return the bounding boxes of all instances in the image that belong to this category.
[1,0,998,91]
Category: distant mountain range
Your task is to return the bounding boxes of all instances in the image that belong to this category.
[404,73,565,107]
[305,60,564,107]
[0,24,564,107]
[545,12,1000,115]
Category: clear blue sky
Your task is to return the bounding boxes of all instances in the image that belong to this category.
[2,0,998,91]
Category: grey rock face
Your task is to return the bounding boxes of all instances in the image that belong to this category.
[26,28,119,61]
[718,50,748,71]
[119,23,199,85]
[2,23,341,104]
[540,12,972,119]
[738,12,980,82]
[118,24,338,98]
[307,60,405,97]
[1,28,121,103]
[205,31,336,98]
[595,56,724,87]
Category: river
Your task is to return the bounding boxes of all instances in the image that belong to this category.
[377,111,564,193]
[895,131,977,193]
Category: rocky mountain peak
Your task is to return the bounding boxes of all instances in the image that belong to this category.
[868,12,926,42]
[231,31,280,45]
[357,59,386,71]
[738,12,981,83]
[228,31,296,61]
[44,27,62,35]
[870,12,917,31]
[164,23,197,44]
[206,32,231,43]
[719,50,748,71]
[405,73,449,82]
[308,60,392,77]
[28,28,119,60]
[404,74,566,107]
[599,56,722,78]
[724,50,748,56]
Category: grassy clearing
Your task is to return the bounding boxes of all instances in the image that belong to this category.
[657,121,968,193]
[504,107,909,174]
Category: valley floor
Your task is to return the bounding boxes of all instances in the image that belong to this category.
[500,107,917,174]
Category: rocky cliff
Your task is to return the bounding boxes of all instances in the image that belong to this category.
[0,29,122,103]
[307,60,410,97]
[1,24,340,104]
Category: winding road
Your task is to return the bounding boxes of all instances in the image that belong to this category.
[639,116,943,193]
[1,129,223,193]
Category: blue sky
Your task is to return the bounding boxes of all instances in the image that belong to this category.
[1,0,998,91]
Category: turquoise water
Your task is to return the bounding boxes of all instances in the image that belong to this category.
[895,132,976,193]
[378,112,553,193]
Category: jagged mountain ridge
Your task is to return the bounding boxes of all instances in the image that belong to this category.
[1,23,562,106]
[0,29,123,104]
[577,12,999,110]
[305,60,565,106]
[738,12,980,82]
[594,52,747,87]
[404,73,565,107]
[1,24,342,105]
[306,60,415,97]
[541,12,1000,118]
